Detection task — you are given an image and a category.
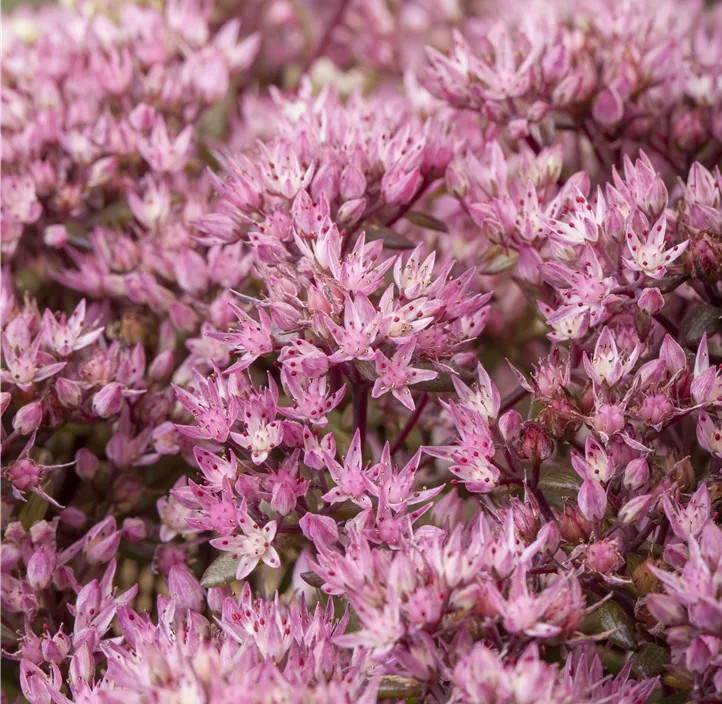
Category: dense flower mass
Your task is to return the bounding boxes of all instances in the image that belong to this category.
[2,0,722,701]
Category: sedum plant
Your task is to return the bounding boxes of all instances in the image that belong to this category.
[2,0,722,701]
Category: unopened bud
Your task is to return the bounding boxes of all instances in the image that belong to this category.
[122,517,147,543]
[43,224,68,248]
[82,516,121,565]
[56,378,82,408]
[499,410,524,442]
[517,423,554,463]
[12,401,43,435]
[75,449,99,481]
[623,458,650,491]
[149,350,175,383]
[168,564,205,613]
[558,504,592,543]
[27,544,56,590]
[92,383,123,418]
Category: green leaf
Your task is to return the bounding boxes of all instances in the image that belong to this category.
[479,246,519,274]
[19,493,48,531]
[364,225,416,250]
[376,675,423,699]
[679,304,722,348]
[538,471,581,509]
[200,553,241,588]
[301,571,325,589]
[632,643,670,679]
[87,199,134,227]
[581,600,638,651]
[405,211,449,233]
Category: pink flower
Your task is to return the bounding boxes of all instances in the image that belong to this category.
[229,382,283,464]
[326,294,385,363]
[372,341,437,410]
[624,214,689,279]
[207,304,274,373]
[137,117,193,173]
[583,326,640,388]
[279,370,346,427]
[209,500,280,580]
[173,368,240,443]
[1,333,66,392]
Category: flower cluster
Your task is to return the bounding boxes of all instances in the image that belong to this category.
[3,0,722,702]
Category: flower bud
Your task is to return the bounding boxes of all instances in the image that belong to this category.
[56,378,82,408]
[623,458,650,490]
[558,504,592,543]
[6,458,42,491]
[585,538,623,573]
[638,287,665,315]
[27,544,56,590]
[538,396,582,437]
[59,507,87,530]
[168,564,205,613]
[646,593,687,626]
[508,117,529,140]
[82,516,121,565]
[12,401,43,435]
[53,566,79,592]
[445,157,469,199]
[336,197,366,224]
[129,103,156,131]
[578,478,607,522]
[1,544,21,573]
[207,585,232,613]
[152,421,180,455]
[75,448,99,481]
[299,512,339,547]
[30,520,55,545]
[92,383,123,418]
[175,249,208,295]
[339,164,366,201]
[311,162,339,202]
[686,231,722,284]
[88,156,117,188]
[517,423,554,463]
[153,544,188,575]
[499,410,523,442]
[639,393,674,426]
[0,392,11,418]
[122,517,147,544]
[69,643,94,688]
[510,497,539,540]
[593,403,625,436]
[20,635,44,665]
[672,109,705,151]
[149,350,175,383]
[111,475,144,513]
[644,177,668,218]
[593,87,623,127]
[169,302,200,333]
[536,521,560,555]
[271,481,297,516]
[382,166,421,205]
[43,224,68,248]
[634,306,652,343]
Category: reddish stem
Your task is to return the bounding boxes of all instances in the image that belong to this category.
[390,393,429,456]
